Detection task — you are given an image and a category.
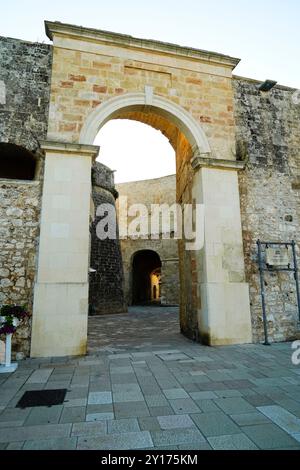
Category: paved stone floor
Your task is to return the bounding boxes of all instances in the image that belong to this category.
[1,306,300,450]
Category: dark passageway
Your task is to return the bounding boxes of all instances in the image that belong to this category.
[0,143,37,180]
[131,250,161,305]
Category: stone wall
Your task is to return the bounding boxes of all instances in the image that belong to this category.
[234,76,300,342]
[0,181,42,357]
[116,175,180,306]
[0,36,52,151]
[89,162,126,314]
[0,37,52,356]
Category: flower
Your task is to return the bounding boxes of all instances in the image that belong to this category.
[0,324,16,335]
[1,305,29,320]
[0,305,29,337]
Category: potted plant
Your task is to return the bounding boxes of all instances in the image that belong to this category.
[0,305,29,373]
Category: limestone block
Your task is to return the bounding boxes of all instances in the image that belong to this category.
[199,282,252,345]
[31,282,89,357]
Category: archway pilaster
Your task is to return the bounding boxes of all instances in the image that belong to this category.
[30,142,99,357]
[190,156,252,345]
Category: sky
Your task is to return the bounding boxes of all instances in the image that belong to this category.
[1,0,299,182]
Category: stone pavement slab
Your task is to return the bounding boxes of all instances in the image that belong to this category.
[163,388,189,399]
[214,397,256,414]
[114,401,150,419]
[113,390,145,403]
[87,403,113,414]
[189,391,218,400]
[0,423,72,443]
[24,406,63,426]
[107,418,140,434]
[77,430,153,450]
[243,394,275,407]
[191,412,240,437]
[60,406,86,424]
[6,442,24,450]
[0,407,30,427]
[169,398,201,414]
[71,421,107,437]
[27,369,53,384]
[151,428,205,446]
[215,389,243,398]
[230,412,271,426]
[149,405,174,417]
[138,417,161,431]
[23,437,77,450]
[145,394,169,407]
[208,434,258,450]
[64,398,87,408]
[242,424,300,449]
[112,383,141,392]
[257,405,300,435]
[88,391,112,405]
[157,414,195,430]
[178,442,212,450]
[86,412,114,422]
[194,400,221,413]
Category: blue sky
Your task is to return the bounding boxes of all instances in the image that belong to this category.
[2,0,299,182]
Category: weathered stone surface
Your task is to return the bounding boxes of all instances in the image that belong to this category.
[234,77,300,342]
[89,162,126,315]
[0,181,42,357]
[0,36,52,151]
[0,37,52,357]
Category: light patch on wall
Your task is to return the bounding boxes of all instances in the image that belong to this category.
[0,80,6,105]
[80,298,88,315]
[0,340,5,363]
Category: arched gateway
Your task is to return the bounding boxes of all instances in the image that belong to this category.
[30,21,252,357]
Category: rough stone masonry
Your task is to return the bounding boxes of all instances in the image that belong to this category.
[234,77,300,342]
[0,26,299,357]
[0,37,52,357]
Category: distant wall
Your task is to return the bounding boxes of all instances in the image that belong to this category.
[116,175,180,306]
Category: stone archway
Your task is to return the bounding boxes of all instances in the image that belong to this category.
[30,21,252,357]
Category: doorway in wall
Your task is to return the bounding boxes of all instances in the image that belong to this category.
[131,250,162,305]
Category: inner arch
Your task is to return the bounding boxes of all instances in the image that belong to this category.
[79,92,211,156]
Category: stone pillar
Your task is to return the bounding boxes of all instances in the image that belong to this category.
[30,141,99,357]
[191,156,252,345]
